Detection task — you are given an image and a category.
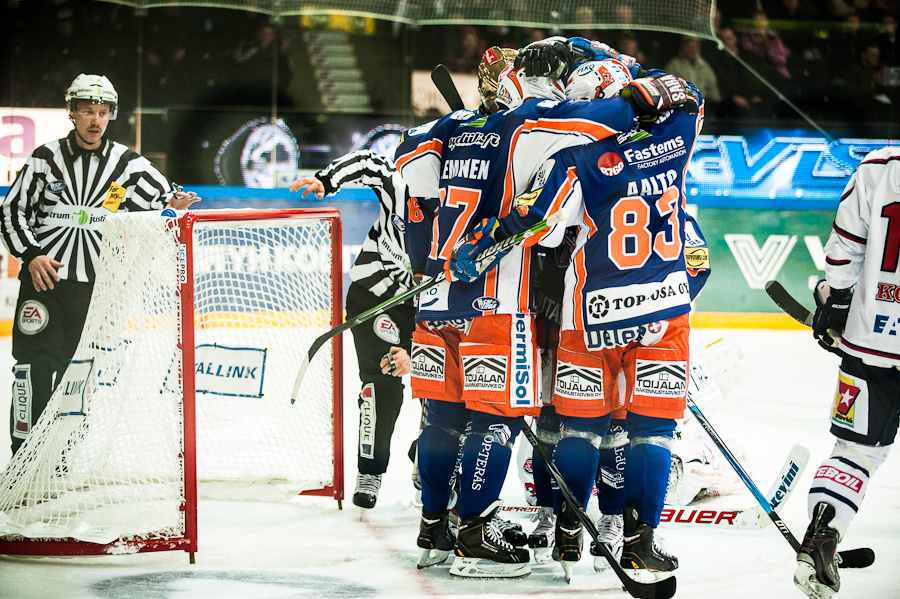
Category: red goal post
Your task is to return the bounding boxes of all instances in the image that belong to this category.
[0,208,344,558]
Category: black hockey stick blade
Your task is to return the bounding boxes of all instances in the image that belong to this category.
[765,280,813,327]
[838,547,875,568]
[522,424,676,599]
[431,64,466,112]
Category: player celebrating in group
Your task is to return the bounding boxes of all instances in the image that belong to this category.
[448,49,704,582]
[397,38,698,578]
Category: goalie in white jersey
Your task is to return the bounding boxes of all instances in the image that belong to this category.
[794,147,900,599]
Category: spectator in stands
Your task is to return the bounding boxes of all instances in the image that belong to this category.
[231,22,294,106]
[617,32,648,66]
[445,26,486,72]
[740,9,793,81]
[846,42,892,121]
[832,11,873,72]
[708,25,771,120]
[877,12,900,65]
[572,6,596,41]
[665,36,721,106]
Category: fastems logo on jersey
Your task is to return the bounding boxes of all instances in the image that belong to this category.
[411,345,444,380]
[554,362,604,400]
[462,355,508,391]
[635,360,687,398]
[623,136,687,169]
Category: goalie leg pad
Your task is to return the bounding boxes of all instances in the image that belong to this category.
[625,413,677,527]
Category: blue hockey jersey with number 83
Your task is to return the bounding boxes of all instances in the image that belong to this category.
[510,100,705,330]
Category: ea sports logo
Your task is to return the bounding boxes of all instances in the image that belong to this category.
[373,314,401,344]
[18,300,49,335]
[597,152,624,176]
[587,294,609,319]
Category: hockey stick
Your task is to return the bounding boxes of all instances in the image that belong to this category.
[291,210,568,402]
[686,396,875,568]
[431,64,466,111]
[522,423,677,599]
[765,280,813,326]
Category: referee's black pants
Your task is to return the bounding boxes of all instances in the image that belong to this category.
[9,273,93,455]
[346,282,415,475]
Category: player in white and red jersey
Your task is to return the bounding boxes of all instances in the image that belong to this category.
[449,58,704,581]
[398,60,698,577]
[794,147,900,599]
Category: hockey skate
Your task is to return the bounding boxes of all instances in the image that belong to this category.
[794,502,841,599]
[527,506,556,564]
[417,507,457,568]
[450,501,531,578]
[555,502,583,583]
[493,512,528,547]
[591,512,624,572]
[352,473,382,509]
[620,506,678,582]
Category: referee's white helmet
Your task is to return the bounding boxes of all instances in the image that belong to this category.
[65,74,118,120]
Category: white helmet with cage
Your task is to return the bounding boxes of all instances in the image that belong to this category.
[495,66,565,111]
[565,59,633,101]
[65,73,118,120]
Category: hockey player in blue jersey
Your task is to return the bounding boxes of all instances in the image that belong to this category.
[449,59,705,581]
[398,59,699,577]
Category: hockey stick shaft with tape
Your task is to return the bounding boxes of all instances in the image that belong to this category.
[291,210,568,402]
[522,423,677,599]
[686,396,873,567]
[431,64,465,111]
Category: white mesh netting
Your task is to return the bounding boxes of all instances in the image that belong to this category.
[0,210,339,547]
[99,0,717,39]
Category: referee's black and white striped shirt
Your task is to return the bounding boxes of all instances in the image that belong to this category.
[1,130,174,283]
[315,150,413,298]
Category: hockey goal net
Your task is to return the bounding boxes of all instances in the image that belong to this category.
[0,208,343,556]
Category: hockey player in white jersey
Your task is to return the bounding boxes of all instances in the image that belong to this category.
[794,146,900,599]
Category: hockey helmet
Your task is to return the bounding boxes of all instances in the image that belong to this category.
[495,66,565,111]
[65,73,118,120]
[565,59,633,101]
[477,46,519,104]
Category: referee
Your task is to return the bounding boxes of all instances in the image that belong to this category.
[1,73,200,455]
[290,150,415,509]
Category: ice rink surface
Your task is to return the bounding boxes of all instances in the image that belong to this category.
[1,328,899,599]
